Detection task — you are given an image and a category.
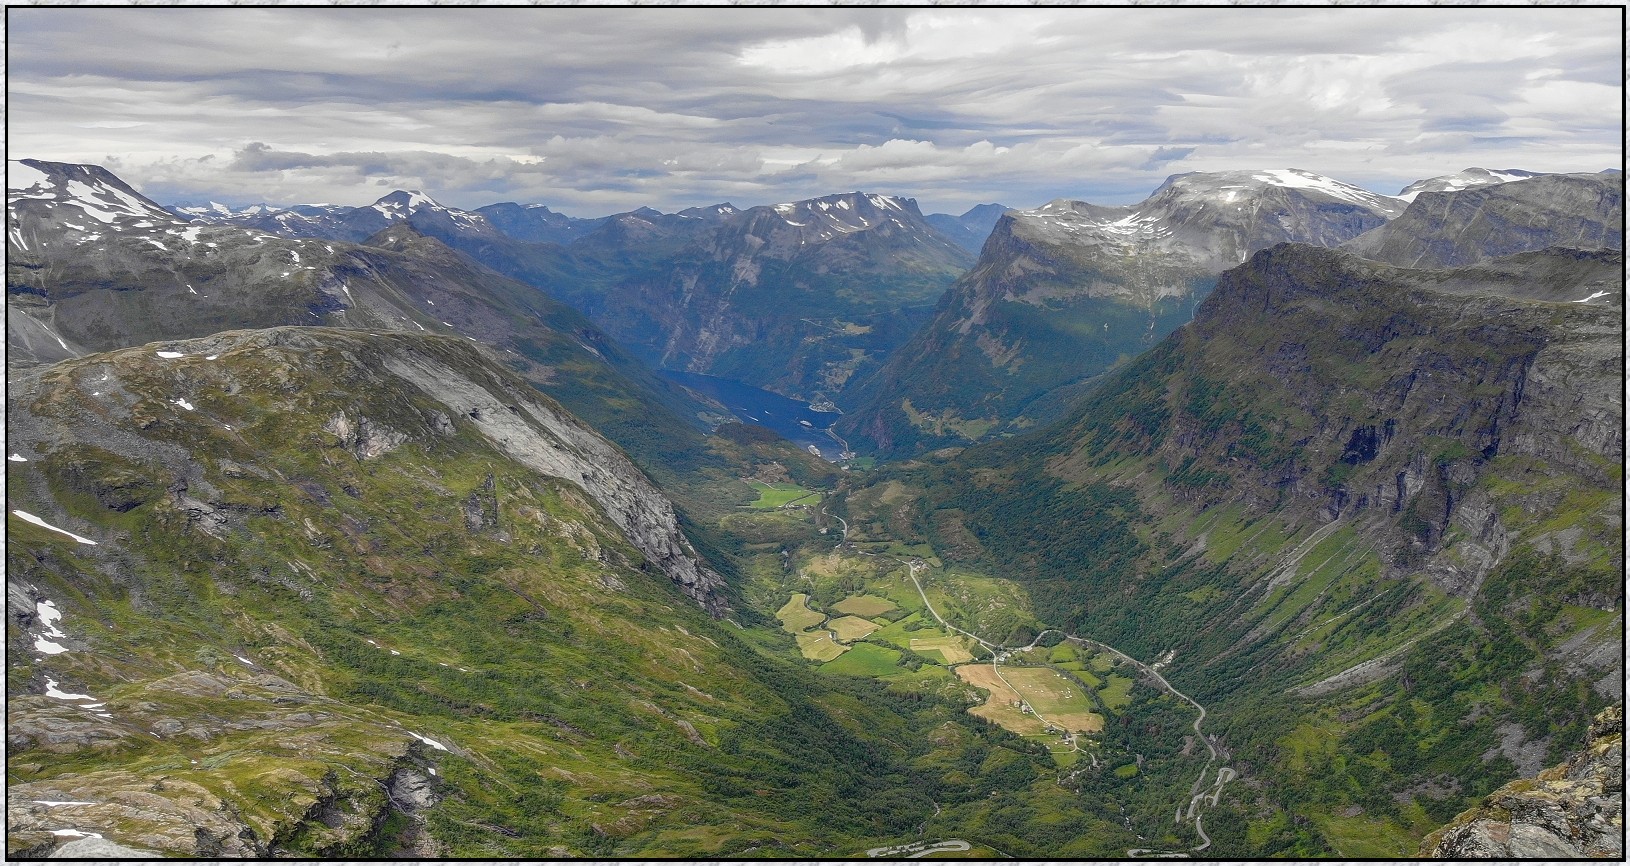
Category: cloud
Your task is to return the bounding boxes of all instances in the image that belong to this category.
[8,7,1620,214]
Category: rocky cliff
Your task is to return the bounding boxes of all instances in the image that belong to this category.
[8,327,724,609]
[1345,172,1623,268]
[1423,705,1622,858]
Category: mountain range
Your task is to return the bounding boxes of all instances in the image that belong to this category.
[7,155,1622,858]
[836,168,1623,457]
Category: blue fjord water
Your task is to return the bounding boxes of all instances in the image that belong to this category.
[661,371,844,460]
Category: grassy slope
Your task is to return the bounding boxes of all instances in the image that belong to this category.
[823,247,1623,855]
[2,331,1112,858]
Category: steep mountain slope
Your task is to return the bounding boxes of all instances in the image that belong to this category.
[7,327,1081,857]
[1345,172,1623,268]
[1422,704,1622,858]
[5,159,735,502]
[173,185,973,403]
[837,170,1405,456]
[475,202,608,245]
[537,192,976,400]
[836,243,1621,853]
[925,203,1010,254]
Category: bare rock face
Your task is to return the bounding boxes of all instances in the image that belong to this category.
[1423,705,1623,858]
[1345,172,1623,269]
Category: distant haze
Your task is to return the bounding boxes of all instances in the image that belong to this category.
[8,7,1621,215]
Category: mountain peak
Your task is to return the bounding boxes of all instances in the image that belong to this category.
[7,158,180,225]
[1152,168,1405,215]
[371,189,441,214]
[1395,168,1543,202]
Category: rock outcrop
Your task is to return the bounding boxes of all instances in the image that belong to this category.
[1423,705,1623,858]
[1345,172,1622,268]
[6,326,725,610]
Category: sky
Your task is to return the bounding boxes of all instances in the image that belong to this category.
[7,7,1623,216]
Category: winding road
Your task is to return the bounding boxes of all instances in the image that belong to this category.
[821,508,1234,856]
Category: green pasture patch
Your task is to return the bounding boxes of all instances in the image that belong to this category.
[1313,810,1414,858]
[907,635,972,665]
[832,594,897,617]
[776,593,825,633]
[818,642,901,677]
[1098,674,1134,711]
[745,481,816,510]
[795,630,848,662]
[828,615,881,642]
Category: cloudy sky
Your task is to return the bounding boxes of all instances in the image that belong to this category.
[8,7,1622,216]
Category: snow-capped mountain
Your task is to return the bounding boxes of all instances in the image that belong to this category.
[834,169,1406,456]
[750,192,963,254]
[675,202,741,223]
[160,189,508,245]
[1016,168,1405,274]
[1395,168,1543,202]
[1347,172,1623,268]
[167,201,283,221]
[8,158,182,235]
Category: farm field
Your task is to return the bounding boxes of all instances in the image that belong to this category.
[909,634,973,664]
[776,593,825,633]
[795,630,848,662]
[832,594,896,617]
[955,663,1045,736]
[955,664,1105,737]
[828,615,881,642]
[868,612,941,649]
[819,642,901,677]
[1002,667,1103,734]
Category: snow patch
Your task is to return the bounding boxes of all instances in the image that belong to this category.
[34,639,69,655]
[44,678,97,701]
[8,161,51,190]
[173,398,195,411]
[73,202,120,224]
[12,510,98,545]
[9,453,27,462]
[1252,169,1400,209]
[1573,290,1611,303]
[50,829,103,839]
[156,351,185,359]
[31,801,96,807]
[408,731,449,751]
[235,655,254,666]
[38,599,64,635]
